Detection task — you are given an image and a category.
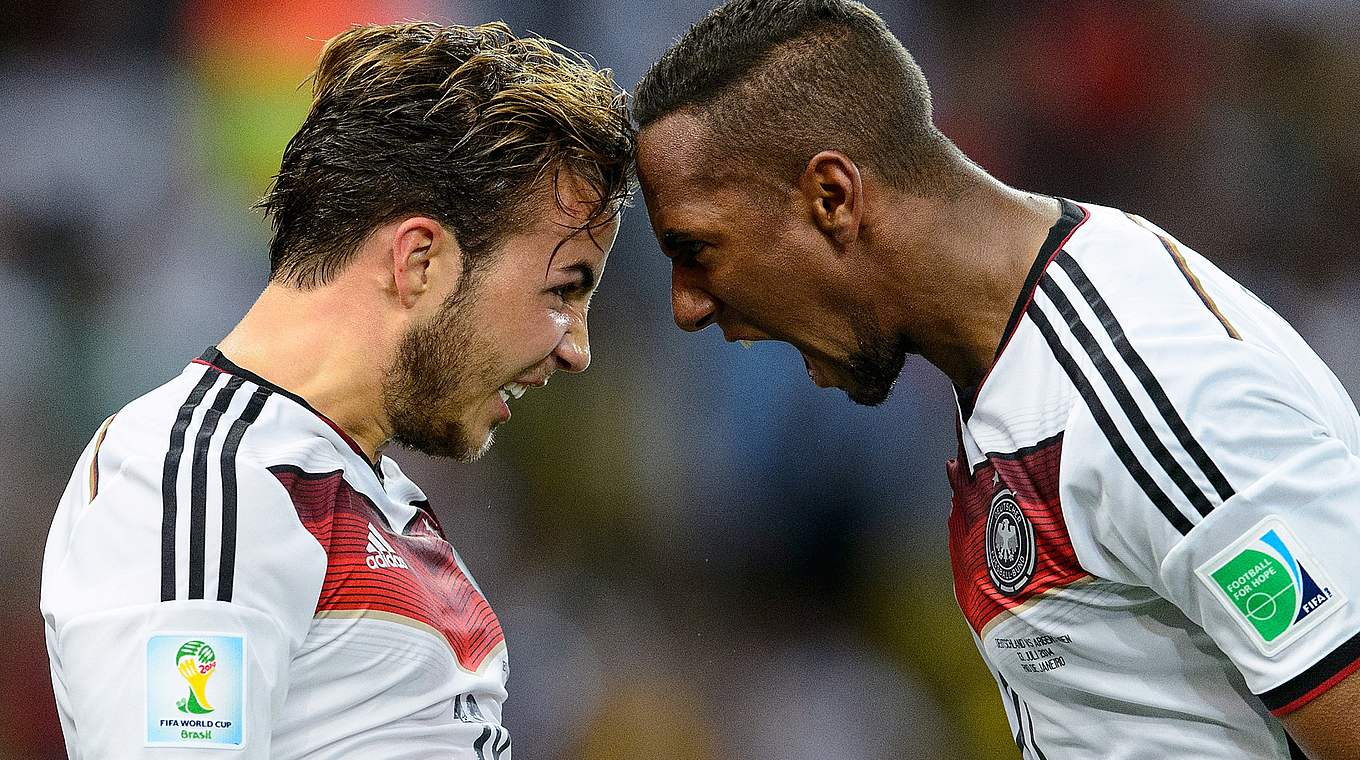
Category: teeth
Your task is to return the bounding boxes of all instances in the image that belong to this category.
[738,340,754,349]
[498,389,510,403]
[500,383,528,400]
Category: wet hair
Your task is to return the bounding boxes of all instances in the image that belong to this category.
[633,0,964,193]
[259,21,635,288]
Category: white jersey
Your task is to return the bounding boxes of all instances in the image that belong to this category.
[42,349,511,759]
[949,200,1360,759]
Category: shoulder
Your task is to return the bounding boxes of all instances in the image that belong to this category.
[42,364,346,632]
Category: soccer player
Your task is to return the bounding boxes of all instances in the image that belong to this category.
[42,21,632,758]
[633,1,1359,757]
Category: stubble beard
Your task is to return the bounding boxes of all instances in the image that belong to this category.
[842,315,912,407]
[382,287,501,462]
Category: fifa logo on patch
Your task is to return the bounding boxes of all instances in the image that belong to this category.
[146,633,245,748]
[1197,517,1346,655]
[986,483,1036,596]
[175,641,217,714]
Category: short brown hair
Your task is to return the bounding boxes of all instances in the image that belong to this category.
[259,21,635,288]
[634,0,963,194]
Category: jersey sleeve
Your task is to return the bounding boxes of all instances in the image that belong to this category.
[1060,332,1360,717]
[41,442,327,758]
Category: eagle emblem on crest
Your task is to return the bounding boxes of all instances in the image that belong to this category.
[985,481,1037,596]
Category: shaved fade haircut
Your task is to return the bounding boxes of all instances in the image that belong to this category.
[634,0,966,194]
[260,21,635,289]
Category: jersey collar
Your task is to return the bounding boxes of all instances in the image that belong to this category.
[193,347,383,480]
[956,198,1089,421]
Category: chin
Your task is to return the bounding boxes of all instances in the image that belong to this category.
[461,430,496,462]
[392,419,495,462]
[846,385,894,407]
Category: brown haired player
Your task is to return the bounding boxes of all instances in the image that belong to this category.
[634,1,1360,758]
[42,22,632,758]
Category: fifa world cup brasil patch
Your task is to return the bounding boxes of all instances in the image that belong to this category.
[1196,518,1345,655]
[146,633,245,748]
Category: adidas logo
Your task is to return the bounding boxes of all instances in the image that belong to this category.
[365,523,409,570]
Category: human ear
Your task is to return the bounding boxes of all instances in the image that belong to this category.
[801,150,863,248]
[389,217,460,309]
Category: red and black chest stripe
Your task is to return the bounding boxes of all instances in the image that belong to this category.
[947,433,1088,634]
[271,466,505,673]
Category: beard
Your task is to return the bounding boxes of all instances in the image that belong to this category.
[382,285,502,462]
[841,315,912,407]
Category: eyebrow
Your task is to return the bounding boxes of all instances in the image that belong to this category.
[563,262,597,292]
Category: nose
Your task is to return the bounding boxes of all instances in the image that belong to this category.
[671,267,718,332]
[553,313,591,373]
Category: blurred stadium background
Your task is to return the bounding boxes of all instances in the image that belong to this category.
[3,0,1358,757]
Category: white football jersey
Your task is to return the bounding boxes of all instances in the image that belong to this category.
[950,199,1360,759]
[42,349,511,759]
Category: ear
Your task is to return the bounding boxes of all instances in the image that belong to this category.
[800,151,864,248]
[389,217,460,309]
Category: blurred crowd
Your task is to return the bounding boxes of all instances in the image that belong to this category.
[2,1,1357,758]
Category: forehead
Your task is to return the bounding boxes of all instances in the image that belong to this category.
[517,171,620,257]
[636,111,767,234]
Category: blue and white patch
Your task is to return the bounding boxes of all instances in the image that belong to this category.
[146,633,246,749]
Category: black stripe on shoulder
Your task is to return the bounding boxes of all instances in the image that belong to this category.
[987,432,1065,462]
[1260,629,1360,714]
[162,368,220,602]
[969,431,1065,477]
[1055,251,1236,504]
[188,375,245,599]
[217,386,272,602]
[1026,301,1195,535]
[1039,275,1215,518]
[265,464,394,531]
[266,464,344,479]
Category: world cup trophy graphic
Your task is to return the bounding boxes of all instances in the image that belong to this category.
[175,640,217,714]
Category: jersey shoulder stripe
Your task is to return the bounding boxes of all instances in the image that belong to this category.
[1054,250,1235,504]
[1036,273,1216,520]
[160,366,219,602]
[1025,234,1241,535]
[1025,299,1195,535]
[189,374,246,599]
[158,365,274,604]
[217,385,273,602]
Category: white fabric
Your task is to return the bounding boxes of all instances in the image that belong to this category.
[43,363,510,759]
[956,201,1360,758]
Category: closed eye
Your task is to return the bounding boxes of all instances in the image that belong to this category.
[663,235,707,267]
[552,283,584,300]
[549,263,597,301]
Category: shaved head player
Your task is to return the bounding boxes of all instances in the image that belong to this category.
[42,22,632,758]
[634,1,1360,758]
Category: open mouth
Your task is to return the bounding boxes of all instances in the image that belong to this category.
[497,382,528,404]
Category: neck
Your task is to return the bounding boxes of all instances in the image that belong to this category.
[217,280,397,461]
[876,167,1062,389]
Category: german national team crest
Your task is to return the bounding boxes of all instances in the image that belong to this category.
[985,483,1036,596]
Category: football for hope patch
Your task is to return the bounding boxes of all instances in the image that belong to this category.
[146,633,245,748]
[1197,517,1345,655]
